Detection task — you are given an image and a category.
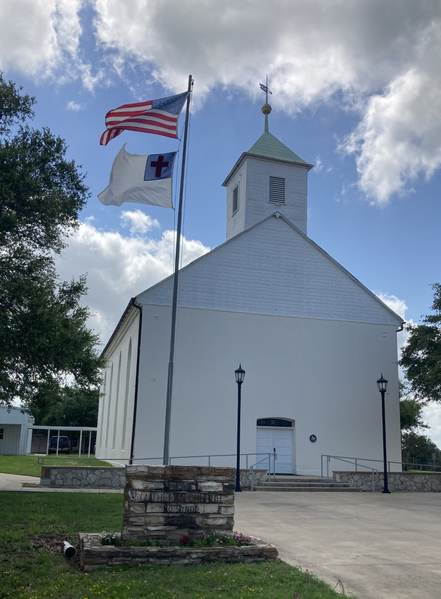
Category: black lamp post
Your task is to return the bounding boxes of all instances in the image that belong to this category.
[377,373,390,494]
[235,364,246,493]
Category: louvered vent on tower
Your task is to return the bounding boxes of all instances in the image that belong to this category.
[269,176,285,204]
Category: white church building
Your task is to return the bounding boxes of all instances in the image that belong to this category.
[96,104,404,476]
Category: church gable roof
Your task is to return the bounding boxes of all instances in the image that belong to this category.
[136,214,403,327]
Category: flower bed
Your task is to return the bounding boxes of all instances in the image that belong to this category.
[79,532,278,571]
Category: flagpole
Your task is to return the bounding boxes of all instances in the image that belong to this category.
[163,74,193,466]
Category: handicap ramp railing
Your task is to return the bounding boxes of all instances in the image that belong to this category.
[321,454,379,492]
[249,452,277,491]
[321,454,441,493]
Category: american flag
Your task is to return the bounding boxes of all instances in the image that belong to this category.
[100,91,189,146]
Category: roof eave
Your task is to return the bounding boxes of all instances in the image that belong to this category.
[101,298,141,358]
[222,152,314,187]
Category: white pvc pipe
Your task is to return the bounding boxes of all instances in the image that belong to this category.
[63,541,77,559]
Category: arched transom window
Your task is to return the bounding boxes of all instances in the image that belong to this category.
[257,418,293,428]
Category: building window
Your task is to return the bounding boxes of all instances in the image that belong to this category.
[257,418,292,427]
[232,184,239,215]
[269,176,285,204]
[0,428,3,439]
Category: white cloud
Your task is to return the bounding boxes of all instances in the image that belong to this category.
[314,156,323,173]
[0,0,105,90]
[55,217,210,345]
[375,292,410,356]
[120,210,159,234]
[376,292,407,320]
[341,67,441,205]
[67,100,84,111]
[2,1,441,203]
[0,0,79,77]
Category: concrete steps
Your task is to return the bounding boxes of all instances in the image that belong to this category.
[254,476,360,492]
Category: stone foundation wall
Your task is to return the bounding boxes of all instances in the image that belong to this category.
[79,533,278,571]
[40,466,125,489]
[39,466,265,491]
[334,471,441,492]
[122,465,235,542]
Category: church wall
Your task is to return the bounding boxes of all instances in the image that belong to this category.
[133,304,402,475]
[96,310,139,463]
[244,158,308,235]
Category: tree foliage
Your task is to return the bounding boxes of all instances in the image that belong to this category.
[402,432,440,467]
[400,398,428,433]
[399,380,428,433]
[400,283,441,402]
[0,73,104,410]
[31,386,99,427]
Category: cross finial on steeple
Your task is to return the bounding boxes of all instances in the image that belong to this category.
[259,75,272,132]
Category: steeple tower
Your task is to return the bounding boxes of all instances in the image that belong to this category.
[222,101,313,241]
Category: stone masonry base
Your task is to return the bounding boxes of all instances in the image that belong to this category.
[334,471,441,492]
[79,533,278,571]
[40,466,267,490]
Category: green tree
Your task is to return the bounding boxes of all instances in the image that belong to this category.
[31,387,99,427]
[400,283,441,402]
[398,380,439,467]
[0,73,104,410]
[399,381,428,433]
[402,432,440,467]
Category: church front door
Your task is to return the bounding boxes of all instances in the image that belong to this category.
[256,419,294,474]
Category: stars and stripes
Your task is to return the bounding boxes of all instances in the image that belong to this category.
[100,91,189,146]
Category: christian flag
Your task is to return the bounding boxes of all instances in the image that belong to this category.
[98,145,176,208]
[99,91,188,146]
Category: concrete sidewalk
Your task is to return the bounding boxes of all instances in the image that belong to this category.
[0,472,122,493]
[0,472,41,491]
[235,491,441,599]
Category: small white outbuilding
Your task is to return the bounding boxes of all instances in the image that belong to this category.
[96,104,404,475]
[0,405,33,455]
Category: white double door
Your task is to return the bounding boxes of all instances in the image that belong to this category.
[256,427,293,474]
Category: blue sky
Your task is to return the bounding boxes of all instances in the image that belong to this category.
[2,0,441,443]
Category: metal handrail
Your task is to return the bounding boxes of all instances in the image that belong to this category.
[321,455,379,492]
[321,454,439,474]
[50,452,273,468]
[249,452,277,491]
[37,456,104,466]
[167,452,272,469]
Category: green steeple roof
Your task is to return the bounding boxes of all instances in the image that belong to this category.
[247,130,309,165]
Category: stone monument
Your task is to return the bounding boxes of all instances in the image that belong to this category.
[122,465,235,542]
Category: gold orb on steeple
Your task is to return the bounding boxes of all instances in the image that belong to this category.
[262,103,272,115]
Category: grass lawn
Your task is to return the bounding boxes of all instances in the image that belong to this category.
[0,455,112,478]
[0,492,355,599]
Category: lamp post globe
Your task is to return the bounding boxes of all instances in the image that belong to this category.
[377,373,390,494]
[235,364,245,492]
